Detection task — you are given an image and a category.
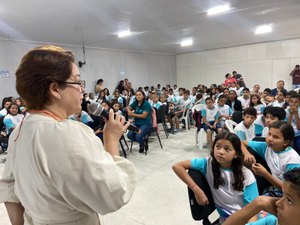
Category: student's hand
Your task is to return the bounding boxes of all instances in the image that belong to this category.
[290,106,298,114]
[254,196,279,215]
[244,153,256,166]
[252,163,268,177]
[127,109,134,116]
[212,124,216,129]
[193,188,209,206]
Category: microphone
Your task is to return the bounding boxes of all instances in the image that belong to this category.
[87,102,140,133]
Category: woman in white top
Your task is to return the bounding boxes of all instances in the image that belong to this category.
[0,45,137,225]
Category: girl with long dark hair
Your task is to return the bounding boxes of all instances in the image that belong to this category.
[173,131,258,224]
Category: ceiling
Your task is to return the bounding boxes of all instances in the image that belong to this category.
[1,0,300,54]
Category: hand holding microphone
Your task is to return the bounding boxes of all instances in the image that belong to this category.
[87,102,140,133]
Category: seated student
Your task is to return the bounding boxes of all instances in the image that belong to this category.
[233,107,257,141]
[261,88,272,106]
[15,97,27,114]
[173,90,192,127]
[285,94,300,154]
[111,100,123,115]
[223,168,300,225]
[167,102,179,133]
[238,88,251,109]
[250,94,265,115]
[242,121,300,196]
[173,132,259,224]
[270,90,287,108]
[3,103,24,135]
[112,89,124,106]
[226,90,243,112]
[0,98,13,117]
[202,97,222,148]
[260,106,286,137]
[69,110,94,126]
[217,94,233,128]
[150,93,162,110]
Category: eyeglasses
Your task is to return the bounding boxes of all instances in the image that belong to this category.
[59,80,83,86]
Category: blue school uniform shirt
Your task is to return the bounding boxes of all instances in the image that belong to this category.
[254,115,265,137]
[190,157,258,219]
[248,141,300,180]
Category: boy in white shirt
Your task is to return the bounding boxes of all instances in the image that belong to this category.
[234,107,257,141]
[201,97,221,148]
[238,88,251,109]
[217,94,233,128]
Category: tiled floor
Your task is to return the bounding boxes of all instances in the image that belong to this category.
[0,127,218,225]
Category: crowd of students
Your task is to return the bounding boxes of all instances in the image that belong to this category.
[1,71,300,224]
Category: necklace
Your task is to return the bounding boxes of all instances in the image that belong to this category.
[30,109,64,121]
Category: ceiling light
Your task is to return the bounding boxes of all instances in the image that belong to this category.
[207,4,230,16]
[118,30,131,38]
[255,24,272,35]
[181,38,193,47]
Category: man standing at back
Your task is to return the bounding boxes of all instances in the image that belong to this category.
[290,65,300,90]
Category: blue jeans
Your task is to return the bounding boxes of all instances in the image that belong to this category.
[127,124,152,145]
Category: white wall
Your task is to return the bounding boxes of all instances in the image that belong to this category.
[0,39,176,101]
[176,38,300,91]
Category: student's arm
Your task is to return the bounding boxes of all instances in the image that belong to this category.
[294,108,300,130]
[252,163,283,190]
[172,160,209,205]
[4,202,24,225]
[241,141,256,166]
[223,196,278,225]
[128,110,149,119]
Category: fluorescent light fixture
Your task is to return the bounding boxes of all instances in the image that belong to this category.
[181,38,193,47]
[118,30,131,38]
[255,24,272,35]
[207,4,230,16]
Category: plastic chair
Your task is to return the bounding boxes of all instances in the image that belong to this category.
[225,120,237,133]
[179,102,192,130]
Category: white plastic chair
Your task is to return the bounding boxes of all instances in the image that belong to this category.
[191,104,205,114]
[180,102,192,130]
[225,120,237,133]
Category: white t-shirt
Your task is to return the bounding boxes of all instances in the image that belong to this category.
[202,106,219,122]
[191,157,258,218]
[248,141,300,181]
[217,105,233,121]
[238,96,250,108]
[233,122,255,141]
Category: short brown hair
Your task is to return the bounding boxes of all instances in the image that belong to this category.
[16,45,75,110]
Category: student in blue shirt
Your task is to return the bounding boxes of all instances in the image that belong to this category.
[242,121,300,195]
[223,168,300,225]
[173,131,259,224]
